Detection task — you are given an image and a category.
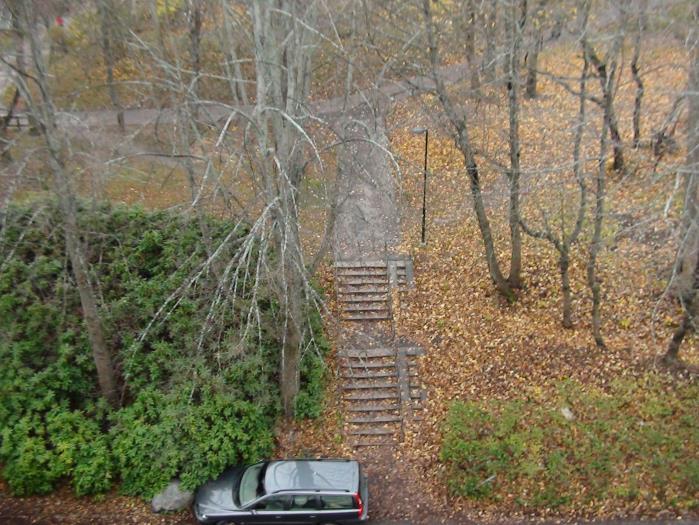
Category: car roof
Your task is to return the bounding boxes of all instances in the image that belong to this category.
[264,459,359,494]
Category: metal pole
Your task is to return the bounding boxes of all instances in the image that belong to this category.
[421,129,428,244]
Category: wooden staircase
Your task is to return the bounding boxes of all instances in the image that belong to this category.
[340,347,402,447]
[340,346,425,448]
[335,261,392,321]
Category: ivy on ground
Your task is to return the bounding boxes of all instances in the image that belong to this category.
[0,201,327,498]
[440,376,699,512]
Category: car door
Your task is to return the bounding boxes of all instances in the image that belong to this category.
[243,495,292,524]
[284,494,322,524]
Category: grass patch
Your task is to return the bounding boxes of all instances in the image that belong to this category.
[440,376,698,513]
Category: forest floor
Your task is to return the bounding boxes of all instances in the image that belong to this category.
[1,38,697,525]
[278,39,699,524]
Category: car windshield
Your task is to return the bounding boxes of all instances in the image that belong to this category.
[238,463,265,506]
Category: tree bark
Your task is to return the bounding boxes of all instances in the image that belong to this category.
[585,38,624,173]
[464,0,480,94]
[96,0,124,131]
[188,0,202,111]
[506,0,525,288]
[560,250,573,328]
[525,30,542,99]
[481,0,497,84]
[630,2,646,148]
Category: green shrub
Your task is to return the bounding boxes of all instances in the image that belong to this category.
[294,305,330,419]
[440,376,699,512]
[0,201,328,498]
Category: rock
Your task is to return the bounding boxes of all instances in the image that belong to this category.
[560,406,575,421]
[151,480,193,513]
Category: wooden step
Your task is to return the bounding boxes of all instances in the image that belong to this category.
[347,403,400,412]
[349,428,395,436]
[343,361,397,369]
[338,284,388,292]
[341,304,389,312]
[335,261,387,268]
[342,314,392,321]
[344,392,399,401]
[337,269,389,277]
[348,416,402,424]
[343,382,398,390]
[341,348,395,358]
[338,278,388,285]
[338,295,388,303]
[341,371,396,379]
[351,440,396,447]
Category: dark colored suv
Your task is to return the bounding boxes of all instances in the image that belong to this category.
[193,458,369,524]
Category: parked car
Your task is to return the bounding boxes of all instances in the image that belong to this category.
[193,458,369,525]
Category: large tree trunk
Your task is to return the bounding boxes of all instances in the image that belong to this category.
[608,105,624,172]
[250,0,316,417]
[560,250,573,329]
[11,1,119,405]
[525,30,542,99]
[96,0,124,131]
[463,0,480,94]
[506,0,525,288]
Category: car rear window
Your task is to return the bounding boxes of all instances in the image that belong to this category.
[321,495,355,510]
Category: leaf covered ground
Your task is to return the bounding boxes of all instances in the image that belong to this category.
[280,39,699,524]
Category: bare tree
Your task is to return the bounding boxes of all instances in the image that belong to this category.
[521,40,589,328]
[583,6,626,173]
[583,0,623,349]
[248,0,318,416]
[630,0,647,149]
[421,0,515,300]
[524,0,547,99]
[462,0,480,94]
[7,0,119,405]
[505,0,526,288]
[664,3,699,363]
[96,0,125,130]
[481,0,497,84]
[187,0,203,108]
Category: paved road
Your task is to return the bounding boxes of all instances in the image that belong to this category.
[52,62,468,131]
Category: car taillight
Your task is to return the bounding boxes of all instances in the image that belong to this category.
[354,492,363,517]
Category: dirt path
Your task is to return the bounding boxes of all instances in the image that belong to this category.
[328,94,445,523]
[333,98,400,261]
